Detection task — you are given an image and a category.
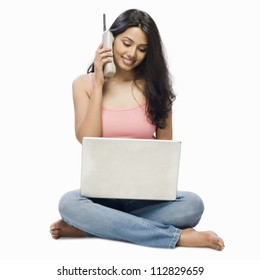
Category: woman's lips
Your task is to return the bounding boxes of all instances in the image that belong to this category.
[122,57,135,66]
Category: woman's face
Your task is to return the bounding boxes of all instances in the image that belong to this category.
[113,27,148,72]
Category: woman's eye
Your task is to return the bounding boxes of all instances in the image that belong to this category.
[139,47,147,53]
[123,41,131,47]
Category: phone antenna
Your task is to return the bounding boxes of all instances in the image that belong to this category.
[103,14,106,32]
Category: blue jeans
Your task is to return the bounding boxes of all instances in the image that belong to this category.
[58,190,204,248]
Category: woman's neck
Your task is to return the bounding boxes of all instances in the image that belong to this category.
[110,68,134,83]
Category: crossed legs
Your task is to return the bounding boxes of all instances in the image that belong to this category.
[50,190,224,250]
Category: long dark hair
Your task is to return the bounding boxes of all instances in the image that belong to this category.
[88,9,176,129]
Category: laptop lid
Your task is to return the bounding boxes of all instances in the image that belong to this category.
[80,137,181,200]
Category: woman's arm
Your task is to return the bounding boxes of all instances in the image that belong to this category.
[73,44,113,144]
[73,74,103,143]
[155,111,173,140]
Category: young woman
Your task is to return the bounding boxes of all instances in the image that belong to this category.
[50,9,224,250]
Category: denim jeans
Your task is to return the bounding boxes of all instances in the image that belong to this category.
[58,189,204,248]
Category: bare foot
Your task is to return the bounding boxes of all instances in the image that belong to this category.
[50,219,86,239]
[177,228,225,251]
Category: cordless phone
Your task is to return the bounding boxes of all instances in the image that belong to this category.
[102,14,116,77]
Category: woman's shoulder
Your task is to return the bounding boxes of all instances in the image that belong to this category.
[72,73,94,98]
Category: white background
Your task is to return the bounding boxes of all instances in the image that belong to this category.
[0,0,259,278]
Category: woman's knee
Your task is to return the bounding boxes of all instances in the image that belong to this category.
[58,189,81,217]
[187,191,204,216]
[180,191,205,227]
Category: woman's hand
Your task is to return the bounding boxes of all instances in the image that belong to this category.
[93,43,113,85]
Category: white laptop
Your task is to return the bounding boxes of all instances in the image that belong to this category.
[80,137,181,200]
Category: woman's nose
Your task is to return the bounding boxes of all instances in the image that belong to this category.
[127,47,137,59]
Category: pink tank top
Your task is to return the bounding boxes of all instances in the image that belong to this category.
[102,103,156,139]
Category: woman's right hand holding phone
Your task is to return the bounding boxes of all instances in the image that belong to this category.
[93,43,113,85]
